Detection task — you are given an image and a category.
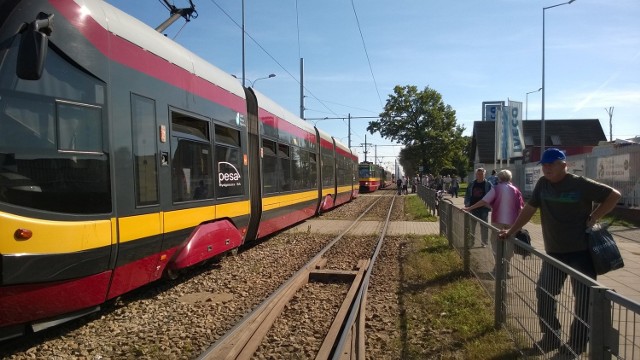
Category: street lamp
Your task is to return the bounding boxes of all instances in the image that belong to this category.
[526,87,542,120]
[249,73,276,87]
[542,0,575,155]
[232,73,276,87]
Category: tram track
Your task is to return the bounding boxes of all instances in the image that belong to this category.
[199,194,396,360]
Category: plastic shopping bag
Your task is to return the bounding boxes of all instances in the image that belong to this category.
[587,223,624,275]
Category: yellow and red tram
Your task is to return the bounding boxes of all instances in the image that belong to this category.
[0,0,358,340]
[358,162,391,193]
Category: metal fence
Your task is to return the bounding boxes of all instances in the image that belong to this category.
[417,186,640,359]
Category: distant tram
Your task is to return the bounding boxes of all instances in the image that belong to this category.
[358,162,391,193]
[0,0,358,340]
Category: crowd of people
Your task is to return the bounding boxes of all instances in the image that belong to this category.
[393,148,623,356]
[394,173,464,198]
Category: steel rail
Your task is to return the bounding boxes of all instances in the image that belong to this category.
[330,194,396,360]
[198,194,394,360]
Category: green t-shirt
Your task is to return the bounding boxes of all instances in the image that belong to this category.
[529,173,613,253]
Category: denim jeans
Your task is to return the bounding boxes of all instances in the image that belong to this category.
[536,250,596,352]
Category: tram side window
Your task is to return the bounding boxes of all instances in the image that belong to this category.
[308,152,318,189]
[131,94,158,206]
[215,125,240,147]
[291,146,303,191]
[322,153,334,187]
[170,113,212,202]
[215,145,243,198]
[262,139,278,194]
[278,143,291,192]
[337,156,347,186]
[214,125,244,198]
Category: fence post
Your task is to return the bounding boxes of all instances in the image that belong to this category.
[446,202,454,247]
[494,236,506,329]
[439,205,445,237]
[589,286,612,360]
[463,213,471,274]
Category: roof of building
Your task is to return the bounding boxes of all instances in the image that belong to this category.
[470,119,607,164]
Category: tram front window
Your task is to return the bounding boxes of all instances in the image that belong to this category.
[0,96,111,214]
[359,167,371,178]
[0,33,111,214]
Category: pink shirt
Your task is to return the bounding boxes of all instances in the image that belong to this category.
[481,183,523,225]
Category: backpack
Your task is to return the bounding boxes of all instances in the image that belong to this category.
[514,229,531,257]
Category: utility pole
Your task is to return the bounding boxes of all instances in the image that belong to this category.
[299,58,304,119]
[361,134,372,163]
[348,113,351,150]
[605,107,614,141]
[374,145,378,165]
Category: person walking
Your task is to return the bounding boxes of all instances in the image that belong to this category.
[396,177,402,195]
[443,175,451,193]
[498,148,621,356]
[464,169,523,276]
[464,167,493,247]
[450,176,459,198]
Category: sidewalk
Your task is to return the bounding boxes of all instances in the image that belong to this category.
[446,194,640,302]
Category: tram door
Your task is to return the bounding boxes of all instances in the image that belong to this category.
[107,94,164,299]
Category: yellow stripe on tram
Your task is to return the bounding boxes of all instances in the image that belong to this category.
[163,205,216,233]
[263,190,318,211]
[118,213,162,243]
[0,211,112,254]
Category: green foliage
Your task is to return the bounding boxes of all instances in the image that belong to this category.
[439,166,457,177]
[367,85,468,175]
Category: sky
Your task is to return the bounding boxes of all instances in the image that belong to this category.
[104,0,640,173]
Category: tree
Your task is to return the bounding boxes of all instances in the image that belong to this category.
[367,85,467,176]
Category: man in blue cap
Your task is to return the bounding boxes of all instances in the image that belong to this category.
[499,148,621,357]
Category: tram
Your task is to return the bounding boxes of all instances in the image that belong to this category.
[358,161,391,193]
[0,0,358,340]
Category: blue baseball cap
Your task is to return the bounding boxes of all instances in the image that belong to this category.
[538,148,566,164]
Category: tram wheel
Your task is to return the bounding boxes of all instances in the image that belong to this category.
[166,267,181,280]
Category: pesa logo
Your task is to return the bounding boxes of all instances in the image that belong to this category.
[218,162,241,188]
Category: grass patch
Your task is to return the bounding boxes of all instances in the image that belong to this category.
[404,195,438,221]
[400,235,519,359]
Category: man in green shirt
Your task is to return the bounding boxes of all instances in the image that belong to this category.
[499,148,621,356]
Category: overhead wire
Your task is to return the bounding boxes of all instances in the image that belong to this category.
[204,0,390,155]
[208,0,340,118]
[350,0,384,109]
